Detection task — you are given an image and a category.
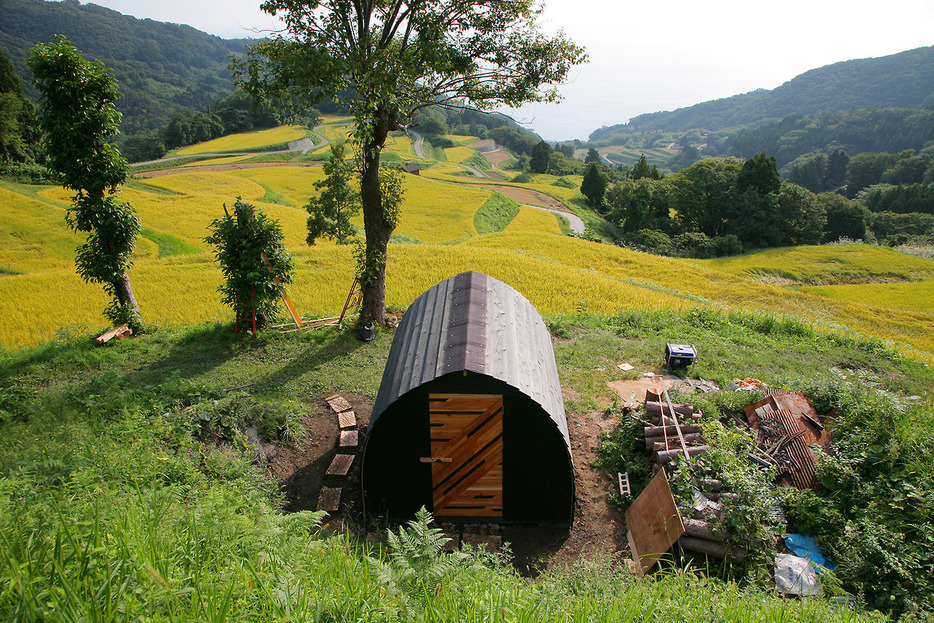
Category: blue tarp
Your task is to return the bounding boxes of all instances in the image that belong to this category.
[784,533,837,573]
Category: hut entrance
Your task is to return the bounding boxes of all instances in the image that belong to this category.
[427,394,504,517]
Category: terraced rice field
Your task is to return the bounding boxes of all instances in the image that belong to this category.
[3,128,933,359]
[176,126,308,155]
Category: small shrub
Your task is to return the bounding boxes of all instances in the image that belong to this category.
[204,198,295,327]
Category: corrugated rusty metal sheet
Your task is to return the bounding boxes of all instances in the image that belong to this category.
[371,271,570,456]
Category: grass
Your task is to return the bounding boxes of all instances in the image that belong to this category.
[175,125,308,155]
[0,307,928,621]
[473,192,519,234]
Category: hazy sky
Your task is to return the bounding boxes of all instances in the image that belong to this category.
[87,0,934,141]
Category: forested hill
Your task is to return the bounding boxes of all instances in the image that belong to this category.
[590,45,934,139]
[0,0,247,134]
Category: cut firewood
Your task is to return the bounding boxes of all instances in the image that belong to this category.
[96,324,132,344]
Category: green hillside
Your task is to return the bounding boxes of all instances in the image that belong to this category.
[591,45,934,137]
[0,0,246,133]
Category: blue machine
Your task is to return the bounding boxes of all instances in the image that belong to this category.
[665,343,696,367]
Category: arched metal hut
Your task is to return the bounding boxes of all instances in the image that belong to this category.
[361,271,574,525]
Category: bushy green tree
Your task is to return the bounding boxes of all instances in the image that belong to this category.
[737,151,780,196]
[580,162,608,209]
[630,154,661,180]
[234,0,585,325]
[205,198,294,327]
[306,142,360,245]
[530,140,552,174]
[818,192,871,242]
[29,36,142,329]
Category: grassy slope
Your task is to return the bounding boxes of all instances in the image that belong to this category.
[2,306,926,621]
[2,125,933,618]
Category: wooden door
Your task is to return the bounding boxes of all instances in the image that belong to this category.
[427,394,503,517]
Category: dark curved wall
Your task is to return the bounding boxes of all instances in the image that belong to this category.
[362,372,574,525]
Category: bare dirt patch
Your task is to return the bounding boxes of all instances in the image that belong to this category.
[264,390,627,573]
[473,184,569,211]
[483,150,512,165]
[135,162,321,179]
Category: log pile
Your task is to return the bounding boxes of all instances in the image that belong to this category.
[636,390,745,563]
[626,385,830,572]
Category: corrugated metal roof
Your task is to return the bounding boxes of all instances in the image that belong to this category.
[372,271,569,448]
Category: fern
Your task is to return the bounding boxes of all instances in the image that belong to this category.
[367,507,479,611]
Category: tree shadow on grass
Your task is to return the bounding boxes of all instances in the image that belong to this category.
[119,322,246,388]
[249,328,373,396]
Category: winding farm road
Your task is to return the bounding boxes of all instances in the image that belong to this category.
[524,205,585,234]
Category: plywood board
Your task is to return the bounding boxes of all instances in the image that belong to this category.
[326,394,353,413]
[429,394,503,517]
[337,410,356,429]
[326,454,354,476]
[317,487,341,512]
[624,468,684,576]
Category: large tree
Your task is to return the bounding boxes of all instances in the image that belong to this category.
[29,36,142,329]
[235,0,586,324]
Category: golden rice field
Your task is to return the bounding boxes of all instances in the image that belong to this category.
[803,279,934,313]
[443,146,478,163]
[702,244,934,285]
[503,206,563,235]
[175,125,308,155]
[182,155,254,167]
[3,128,934,358]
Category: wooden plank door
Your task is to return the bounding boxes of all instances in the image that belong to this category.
[427,394,503,517]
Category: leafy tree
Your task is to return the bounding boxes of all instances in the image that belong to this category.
[530,140,553,174]
[630,154,661,180]
[580,162,607,209]
[29,36,142,329]
[818,192,871,242]
[306,142,360,245]
[737,151,780,196]
[672,157,743,237]
[824,149,849,190]
[554,142,574,158]
[775,184,825,246]
[0,46,39,166]
[584,148,601,164]
[205,198,294,327]
[234,0,585,324]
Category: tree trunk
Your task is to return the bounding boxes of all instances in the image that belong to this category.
[114,271,142,330]
[358,106,393,326]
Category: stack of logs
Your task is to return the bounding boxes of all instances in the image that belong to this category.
[641,390,745,563]
[644,390,707,465]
